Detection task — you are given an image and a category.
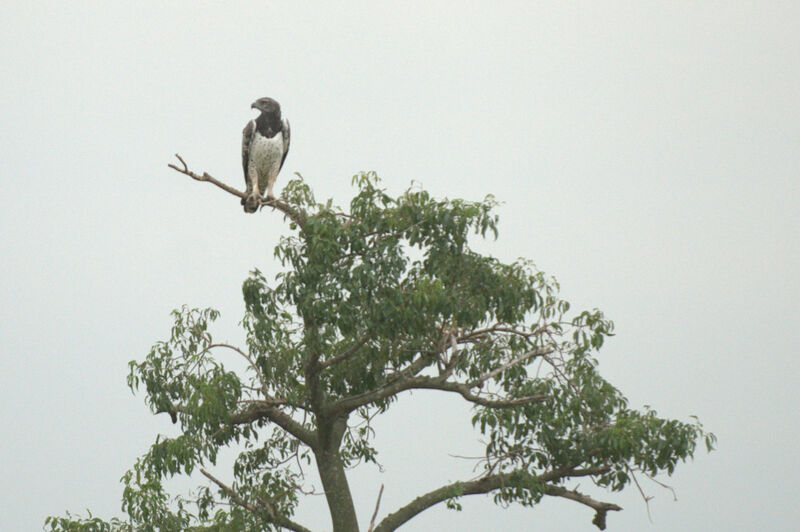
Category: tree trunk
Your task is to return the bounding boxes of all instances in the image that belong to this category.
[316,448,360,532]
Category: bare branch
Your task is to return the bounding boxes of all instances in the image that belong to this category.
[367,484,385,532]
[641,469,678,501]
[544,485,622,530]
[625,465,654,522]
[168,154,306,229]
[169,154,245,198]
[623,465,678,524]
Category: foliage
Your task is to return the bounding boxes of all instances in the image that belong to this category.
[47,173,714,532]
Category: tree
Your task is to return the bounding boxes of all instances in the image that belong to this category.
[47,158,715,532]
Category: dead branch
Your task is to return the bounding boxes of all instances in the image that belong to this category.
[544,485,622,530]
[626,464,654,522]
[168,154,306,229]
[367,484,385,532]
[169,154,245,198]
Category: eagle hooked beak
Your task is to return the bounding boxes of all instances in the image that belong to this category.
[251,97,280,115]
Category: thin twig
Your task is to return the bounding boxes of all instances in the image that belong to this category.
[641,469,678,501]
[367,484,385,532]
[625,465,654,522]
[169,154,245,198]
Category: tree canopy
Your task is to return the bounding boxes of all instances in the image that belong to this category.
[47,169,714,532]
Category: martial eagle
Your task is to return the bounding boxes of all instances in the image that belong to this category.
[241,97,290,212]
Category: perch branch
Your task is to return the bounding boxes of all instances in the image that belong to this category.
[168,154,306,229]
[169,154,245,198]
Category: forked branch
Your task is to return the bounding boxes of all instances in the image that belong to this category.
[169,154,245,198]
[168,154,306,229]
[545,485,622,530]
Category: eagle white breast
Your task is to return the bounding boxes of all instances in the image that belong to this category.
[247,124,286,196]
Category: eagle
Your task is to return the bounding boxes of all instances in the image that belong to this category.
[241,97,290,212]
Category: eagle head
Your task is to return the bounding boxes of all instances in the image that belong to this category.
[251,97,281,118]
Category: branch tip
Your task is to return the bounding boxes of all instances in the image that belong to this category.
[367,484,385,532]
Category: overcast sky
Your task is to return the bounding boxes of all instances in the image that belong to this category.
[1,2,798,531]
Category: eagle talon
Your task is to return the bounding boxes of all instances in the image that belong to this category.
[243,194,263,213]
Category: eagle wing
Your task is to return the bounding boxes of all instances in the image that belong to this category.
[241,119,256,190]
[279,118,290,173]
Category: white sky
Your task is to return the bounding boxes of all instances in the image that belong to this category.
[1,2,798,531]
